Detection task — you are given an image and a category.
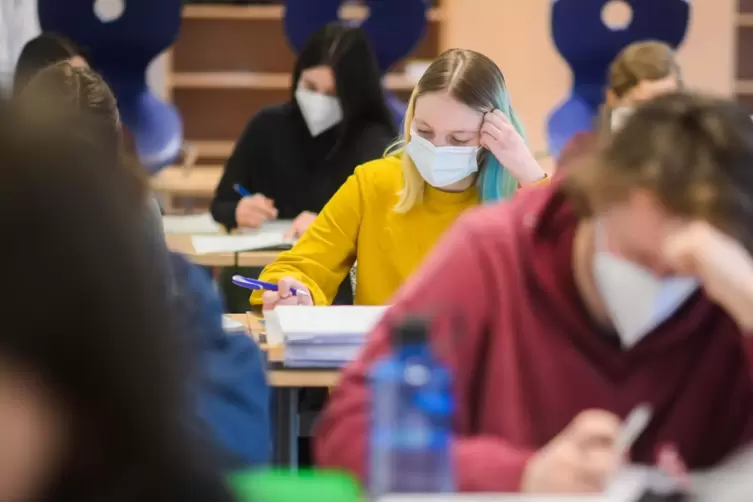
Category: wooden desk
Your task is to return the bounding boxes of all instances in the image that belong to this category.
[234,311,341,467]
[165,234,236,267]
[166,235,281,269]
[151,166,223,197]
[236,250,283,268]
[239,311,341,388]
[165,234,282,269]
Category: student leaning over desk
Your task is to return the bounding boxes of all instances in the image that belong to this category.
[252,48,548,308]
[317,92,753,492]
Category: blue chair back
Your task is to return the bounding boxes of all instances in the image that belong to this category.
[38,0,183,173]
[283,0,428,125]
[547,0,690,158]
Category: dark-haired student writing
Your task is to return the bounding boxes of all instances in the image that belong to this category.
[316,92,753,492]
[211,23,396,310]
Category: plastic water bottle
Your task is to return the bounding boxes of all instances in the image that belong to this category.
[368,316,454,497]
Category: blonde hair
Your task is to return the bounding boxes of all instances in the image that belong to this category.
[388,48,526,213]
[599,40,681,133]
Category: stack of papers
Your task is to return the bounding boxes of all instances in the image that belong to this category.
[163,212,222,234]
[264,306,389,368]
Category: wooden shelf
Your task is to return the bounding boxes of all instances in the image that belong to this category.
[151,165,224,196]
[736,79,753,94]
[739,13,753,26]
[182,4,442,22]
[190,140,236,158]
[172,71,417,90]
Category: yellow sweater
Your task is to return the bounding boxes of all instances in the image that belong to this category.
[251,155,479,306]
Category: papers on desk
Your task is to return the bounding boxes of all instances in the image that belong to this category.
[222,315,247,333]
[264,305,388,367]
[190,220,296,254]
[192,233,294,254]
[162,213,222,234]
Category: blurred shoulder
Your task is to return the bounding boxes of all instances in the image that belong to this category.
[245,102,295,131]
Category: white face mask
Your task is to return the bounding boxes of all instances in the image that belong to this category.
[611,106,635,131]
[592,224,699,349]
[405,131,479,188]
[295,88,343,137]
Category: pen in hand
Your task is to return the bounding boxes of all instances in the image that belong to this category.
[231,275,310,297]
[233,184,252,197]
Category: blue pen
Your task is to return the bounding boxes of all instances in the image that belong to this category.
[232,275,310,297]
[233,184,252,197]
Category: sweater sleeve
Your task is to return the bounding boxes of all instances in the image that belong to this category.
[314,211,534,492]
[251,168,364,306]
[210,113,267,229]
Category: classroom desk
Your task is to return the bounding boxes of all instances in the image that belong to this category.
[236,311,341,469]
[236,250,283,268]
[151,165,223,197]
[165,234,282,268]
[165,233,236,267]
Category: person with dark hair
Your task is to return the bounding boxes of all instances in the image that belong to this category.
[12,32,88,94]
[212,22,397,234]
[316,92,753,492]
[0,107,234,501]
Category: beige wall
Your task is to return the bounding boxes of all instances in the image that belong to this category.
[440,0,736,172]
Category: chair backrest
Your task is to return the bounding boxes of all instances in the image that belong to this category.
[283,0,429,125]
[38,0,183,173]
[546,0,690,158]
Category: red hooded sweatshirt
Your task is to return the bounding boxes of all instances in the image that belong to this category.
[314,181,753,492]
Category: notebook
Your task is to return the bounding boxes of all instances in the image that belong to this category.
[162,212,222,234]
[190,219,296,253]
[192,233,294,254]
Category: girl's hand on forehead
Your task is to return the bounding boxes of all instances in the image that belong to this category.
[480,109,545,184]
[663,221,753,331]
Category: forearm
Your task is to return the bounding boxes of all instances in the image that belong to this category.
[515,153,548,187]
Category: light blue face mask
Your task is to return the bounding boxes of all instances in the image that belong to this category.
[405,131,479,188]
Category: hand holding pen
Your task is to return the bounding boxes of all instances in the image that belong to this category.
[233,184,278,229]
[232,275,313,309]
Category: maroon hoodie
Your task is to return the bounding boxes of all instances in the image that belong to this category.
[315,182,753,492]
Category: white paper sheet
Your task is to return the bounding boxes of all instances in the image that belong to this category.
[162,213,222,234]
[222,315,247,333]
[265,305,388,346]
[191,233,294,254]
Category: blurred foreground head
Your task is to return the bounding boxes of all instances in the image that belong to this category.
[566,91,753,276]
[15,62,149,201]
[0,107,228,501]
[13,33,88,96]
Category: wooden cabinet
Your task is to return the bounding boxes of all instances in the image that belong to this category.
[738,2,753,108]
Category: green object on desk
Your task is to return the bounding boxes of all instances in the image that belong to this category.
[229,469,361,502]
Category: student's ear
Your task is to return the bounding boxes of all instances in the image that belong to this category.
[605,89,619,108]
